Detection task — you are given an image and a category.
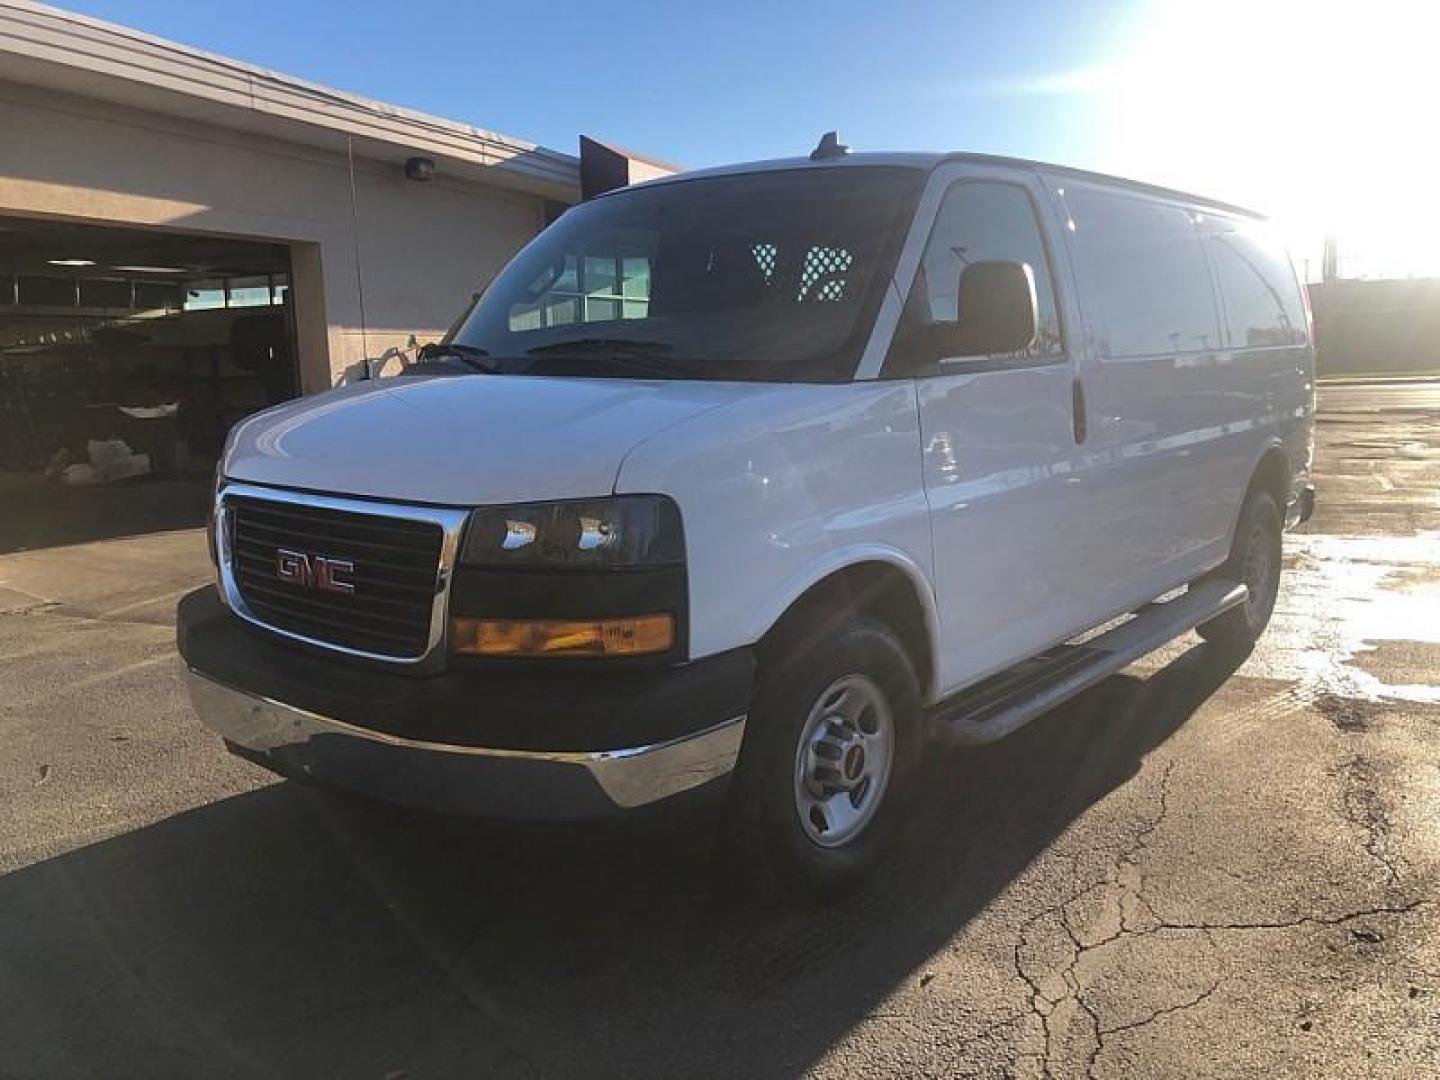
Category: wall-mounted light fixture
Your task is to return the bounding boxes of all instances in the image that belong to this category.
[404,156,436,182]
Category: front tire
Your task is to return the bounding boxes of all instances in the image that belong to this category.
[1197,489,1283,650]
[724,616,922,902]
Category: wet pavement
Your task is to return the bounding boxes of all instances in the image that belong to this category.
[1,380,1437,1078]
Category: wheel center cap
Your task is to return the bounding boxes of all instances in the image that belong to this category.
[843,744,866,781]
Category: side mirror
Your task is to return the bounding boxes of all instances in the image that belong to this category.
[940,260,1039,360]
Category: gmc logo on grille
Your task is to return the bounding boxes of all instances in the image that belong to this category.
[276,548,355,595]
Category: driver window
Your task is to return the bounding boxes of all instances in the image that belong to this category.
[887,181,1063,374]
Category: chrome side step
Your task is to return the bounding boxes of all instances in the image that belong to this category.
[928,579,1248,746]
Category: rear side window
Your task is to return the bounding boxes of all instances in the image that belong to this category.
[1066,190,1219,356]
[1204,221,1306,347]
[888,180,1064,372]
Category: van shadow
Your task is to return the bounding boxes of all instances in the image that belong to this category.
[0,644,1242,1079]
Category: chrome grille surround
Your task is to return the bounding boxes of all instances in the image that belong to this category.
[214,480,470,666]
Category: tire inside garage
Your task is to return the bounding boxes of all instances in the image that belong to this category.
[0,218,299,553]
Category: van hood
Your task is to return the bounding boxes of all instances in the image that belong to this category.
[223,374,759,506]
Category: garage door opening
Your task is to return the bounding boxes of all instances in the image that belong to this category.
[0,218,299,552]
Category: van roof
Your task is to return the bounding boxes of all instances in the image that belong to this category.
[612,151,1267,220]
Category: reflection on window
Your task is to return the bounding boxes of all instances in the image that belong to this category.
[621,257,650,318]
[1206,225,1304,348]
[509,253,652,330]
[1067,191,1217,356]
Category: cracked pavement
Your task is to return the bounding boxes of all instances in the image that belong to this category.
[1,380,1438,1078]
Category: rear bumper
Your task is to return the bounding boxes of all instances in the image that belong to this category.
[177,587,752,819]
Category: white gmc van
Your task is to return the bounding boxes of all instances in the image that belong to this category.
[179,144,1315,897]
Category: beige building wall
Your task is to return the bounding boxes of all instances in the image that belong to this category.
[0,77,550,391]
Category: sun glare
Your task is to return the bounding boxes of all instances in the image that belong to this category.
[1094,0,1440,279]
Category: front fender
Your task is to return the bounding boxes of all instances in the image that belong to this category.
[613,381,934,668]
[746,543,942,668]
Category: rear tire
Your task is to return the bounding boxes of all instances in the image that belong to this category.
[724,616,923,902]
[1197,489,1283,650]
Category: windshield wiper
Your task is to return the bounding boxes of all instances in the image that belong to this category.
[524,338,709,378]
[416,341,502,373]
[526,337,674,356]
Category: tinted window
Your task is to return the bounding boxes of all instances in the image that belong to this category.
[1067,191,1219,356]
[890,181,1062,371]
[455,167,924,382]
[1205,221,1306,347]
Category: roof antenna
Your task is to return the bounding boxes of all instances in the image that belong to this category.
[809,131,850,161]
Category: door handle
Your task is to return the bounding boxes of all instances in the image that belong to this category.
[1072,377,1088,444]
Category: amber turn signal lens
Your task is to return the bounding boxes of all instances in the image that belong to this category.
[451,614,674,657]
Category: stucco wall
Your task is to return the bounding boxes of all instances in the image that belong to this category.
[0,77,549,390]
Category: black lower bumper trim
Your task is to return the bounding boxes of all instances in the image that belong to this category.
[177,586,754,754]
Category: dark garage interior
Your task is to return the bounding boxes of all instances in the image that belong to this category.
[0,217,300,552]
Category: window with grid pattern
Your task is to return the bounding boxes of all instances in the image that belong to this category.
[509,253,652,330]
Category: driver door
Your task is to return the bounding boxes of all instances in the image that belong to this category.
[882,165,1095,696]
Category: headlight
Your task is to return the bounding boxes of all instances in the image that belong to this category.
[459,495,683,569]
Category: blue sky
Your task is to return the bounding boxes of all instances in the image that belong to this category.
[54,0,1440,275]
[59,0,1141,170]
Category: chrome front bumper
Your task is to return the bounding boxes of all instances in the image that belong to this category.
[186,669,746,818]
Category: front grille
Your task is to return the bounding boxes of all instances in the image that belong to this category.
[228,495,445,659]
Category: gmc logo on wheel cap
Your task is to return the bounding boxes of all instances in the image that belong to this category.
[276,548,355,595]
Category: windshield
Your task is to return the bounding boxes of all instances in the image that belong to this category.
[448,166,925,382]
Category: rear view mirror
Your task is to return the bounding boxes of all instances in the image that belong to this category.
[941,260,1039,359]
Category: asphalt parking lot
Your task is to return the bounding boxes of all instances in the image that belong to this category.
[1,381,1437,1079]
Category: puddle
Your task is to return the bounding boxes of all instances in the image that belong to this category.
[1251,532,1440,707]
[1349,640,1440,689]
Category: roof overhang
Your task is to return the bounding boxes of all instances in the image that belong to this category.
[0,0,582,202]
